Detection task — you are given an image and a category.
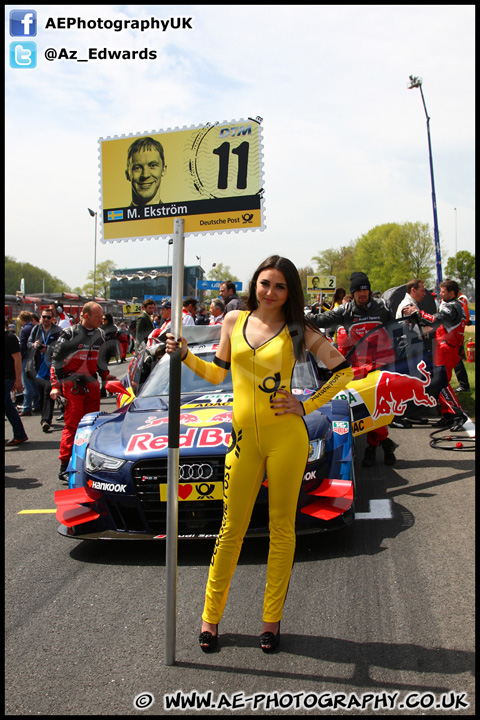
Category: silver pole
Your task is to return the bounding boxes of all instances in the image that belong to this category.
[88,208,97,300]
[165,217,185,666]
[93,212,98,299]
[454,207,458,275]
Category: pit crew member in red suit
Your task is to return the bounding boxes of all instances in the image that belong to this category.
[314,272,397,467]
[50,302,116,481]
[453,291,471,392]
[403,279,467,431]
[117,322,130,361]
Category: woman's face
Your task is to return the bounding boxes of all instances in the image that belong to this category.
[256,268,289,311]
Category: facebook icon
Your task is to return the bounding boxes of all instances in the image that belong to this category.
[10,10,37,37]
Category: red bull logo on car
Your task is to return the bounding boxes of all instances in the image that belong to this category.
[372,360,436,419]
[335,360,437,437]
[129,399,234,454]
[138,408,233,431]
[126,427,231,454]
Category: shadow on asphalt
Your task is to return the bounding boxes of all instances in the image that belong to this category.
[174,634,474,694]
[61,423,472,568]
[67,497,415,567]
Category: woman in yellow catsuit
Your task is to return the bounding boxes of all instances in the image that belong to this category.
[166,256,353,653]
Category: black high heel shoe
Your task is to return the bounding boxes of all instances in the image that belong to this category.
[199,624,218,653]
[260,622,281,653]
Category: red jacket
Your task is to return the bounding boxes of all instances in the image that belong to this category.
[458,294,470,323]
[418,298,466,349]
[50,323,109,389]
[314,297,394,375]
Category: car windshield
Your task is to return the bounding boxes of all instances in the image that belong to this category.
[345,317,433,375]
[139,349,320,398]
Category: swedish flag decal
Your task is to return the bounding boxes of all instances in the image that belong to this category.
[108,210,124,221]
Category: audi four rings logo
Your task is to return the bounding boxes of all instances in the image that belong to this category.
[179,464,214,480]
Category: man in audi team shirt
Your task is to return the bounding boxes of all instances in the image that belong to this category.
[314,271,397,467]
[50,302,116,481]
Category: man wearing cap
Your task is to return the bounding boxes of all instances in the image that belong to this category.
[314,271,398,467]
[146,300,171,347]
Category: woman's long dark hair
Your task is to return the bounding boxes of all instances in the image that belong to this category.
[246,255,318,361]
[332,287,346,306]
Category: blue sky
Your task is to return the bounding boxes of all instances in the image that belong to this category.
[5,4,475,292]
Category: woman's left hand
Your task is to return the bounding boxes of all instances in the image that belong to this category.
[270,389,304,417]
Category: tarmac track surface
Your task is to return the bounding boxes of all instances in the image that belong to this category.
[5,367,475,716]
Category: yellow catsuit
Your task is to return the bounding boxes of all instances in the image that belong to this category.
[182,311,352,624]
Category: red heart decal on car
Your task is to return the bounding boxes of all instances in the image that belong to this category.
[178,484,193,500]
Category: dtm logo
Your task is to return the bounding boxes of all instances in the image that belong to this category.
[10,10,37,36]
[373,360,436,419]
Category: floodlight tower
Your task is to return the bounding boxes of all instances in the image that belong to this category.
[408,75,443,292]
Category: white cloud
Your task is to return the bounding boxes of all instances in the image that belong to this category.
[5,4,475,291]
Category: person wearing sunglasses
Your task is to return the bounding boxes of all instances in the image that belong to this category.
[27,311,62,432]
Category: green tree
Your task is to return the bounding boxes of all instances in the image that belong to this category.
[202,263,241,303]
[5,256,70,295]
[444,251,475,290]
[353,222,435,291]
[297,265,314,302]
[311,248,340,275]
[388,222,435,285]
[311,243,356,291]
[81,260,117,299]
[206,263,239,283]
[311,222,437,294]
[354,223,400,290]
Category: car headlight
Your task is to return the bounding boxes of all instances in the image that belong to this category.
[85,448,126,473]
[308,439,326,463]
